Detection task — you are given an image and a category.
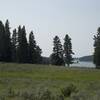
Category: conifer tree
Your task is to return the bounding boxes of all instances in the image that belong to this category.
[17,26,29,63]
[11,29,18,62]
[29,31,37,63]
[64,34,74,66]
[93,27,100,68]
[51,36,64,65]
[35,45,42,64]
[0,21,6,61]
[29,31,42,63]
[4,20,12,62]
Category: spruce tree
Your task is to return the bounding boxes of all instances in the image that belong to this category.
[93,27,100,68]
[29,31,37,63]
[11,29,18,62]
[17,26,29,63]
[4,20,12,62]
[64,34,74,66]
[29,31,42,64]
[0,21,6,61]
[51,36,64,65]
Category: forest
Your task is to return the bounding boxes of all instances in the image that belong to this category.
[0,20,73,66]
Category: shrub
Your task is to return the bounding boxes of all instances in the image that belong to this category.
[61,84,78,97]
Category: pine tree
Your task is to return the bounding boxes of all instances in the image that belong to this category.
[0,21,6,61]
[29,31,37,63]
[51,36,64,65]
[11,29,18,62]
[93,27,100,68]
[64,34,74,66]
[4,19,12,62]
[29,31,42,64]
[17,26,29,63]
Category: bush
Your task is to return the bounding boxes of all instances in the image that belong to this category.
[61,84,78,97]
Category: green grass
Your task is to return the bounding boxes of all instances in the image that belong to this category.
[0,63,100,99]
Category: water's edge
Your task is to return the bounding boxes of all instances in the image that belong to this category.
[70,61,95,68]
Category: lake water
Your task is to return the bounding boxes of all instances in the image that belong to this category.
[70,61,95,68]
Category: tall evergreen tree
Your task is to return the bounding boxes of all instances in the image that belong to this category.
[29,31,37,63]
[51,36,64,65]
[29,31,42,64]
[4,20,12,62]
[11,29,18,62]
[64,34,74,66]
[93,27,100,68]
[0,21,6,61]
[17,26,29,63]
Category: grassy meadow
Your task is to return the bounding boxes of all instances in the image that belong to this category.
[0,63,100,99]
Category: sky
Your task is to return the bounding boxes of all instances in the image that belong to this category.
[0,0,100,57]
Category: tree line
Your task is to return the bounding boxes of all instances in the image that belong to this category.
[0,20,42,64]
[0,19,100,68]
[0,20,74,66]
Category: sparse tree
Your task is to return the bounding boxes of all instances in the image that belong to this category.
[64,34,74,66]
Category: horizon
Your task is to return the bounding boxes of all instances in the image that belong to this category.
[0,0,100,57]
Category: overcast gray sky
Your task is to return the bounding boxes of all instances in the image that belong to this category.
[0,0,100,57]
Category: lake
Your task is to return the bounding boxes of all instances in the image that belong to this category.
[70,61,95,68]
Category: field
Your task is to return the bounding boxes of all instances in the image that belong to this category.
[0,63,100,100]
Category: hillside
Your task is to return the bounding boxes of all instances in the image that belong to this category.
[79,55,93,62]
